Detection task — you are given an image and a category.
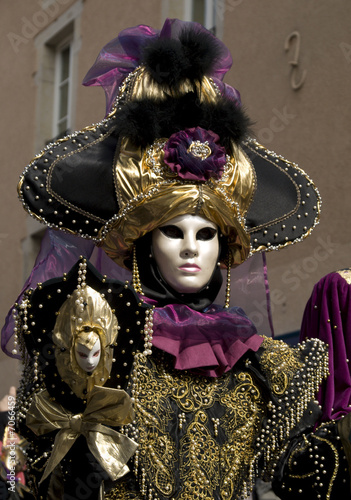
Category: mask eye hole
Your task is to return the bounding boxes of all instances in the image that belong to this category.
[196,227,217,241]
[159,225,184,239]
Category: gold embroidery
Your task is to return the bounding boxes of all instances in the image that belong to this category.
[129,352,266,499]
[131,353,177,497]
[288,441,316,479]
[105,480,143,499]
[178,411,220,499]
[220,372,265,499]
[107,338,328,499]
[260,337,303,394]
[160,364,226,413]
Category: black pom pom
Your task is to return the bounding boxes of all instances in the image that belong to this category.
[113,100,162,147]
[142,26,223,87]
[142,39,185,86]
[114,91,252,150]
[178,27,223,81]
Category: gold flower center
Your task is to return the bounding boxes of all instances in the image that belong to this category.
[187,140,212,160]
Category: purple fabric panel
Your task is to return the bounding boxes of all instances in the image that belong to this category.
[216,253,273,337]
[82,24,158,114]
[90,246,132,282]
[300,271,351,422]
[82,18,235,114]
[1,229,96,358]
[212,78,241,106]
[152,303,263,377]
[262,252,275,337]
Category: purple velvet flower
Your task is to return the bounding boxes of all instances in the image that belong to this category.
[163,127,227,181]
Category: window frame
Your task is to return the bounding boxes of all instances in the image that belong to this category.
[184,0,217,31]
[53,35,73,139]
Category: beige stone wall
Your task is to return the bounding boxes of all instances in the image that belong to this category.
[0,1,68,395]
[1,0,350,397]
[222,0,351,335]
[76,0,164,128]
[0,0,163,398]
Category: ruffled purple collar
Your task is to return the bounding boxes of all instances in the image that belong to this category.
[149,301,263,377]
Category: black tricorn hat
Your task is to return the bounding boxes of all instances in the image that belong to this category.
[18,19,320,268]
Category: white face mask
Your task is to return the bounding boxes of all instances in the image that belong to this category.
[74,337,101,373]
[152,214,219,294]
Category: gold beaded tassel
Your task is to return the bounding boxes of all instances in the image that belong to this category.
[143,307,154,356]
[75,259,88,322]
[132,245,144,295]
[11,297,30,358]
[211,417,220,437]
[178,412,186,430]
[11,303,21,356]
[33,352,39,382]
[224,251,232,308]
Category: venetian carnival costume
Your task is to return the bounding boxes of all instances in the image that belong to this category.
[270,268,351,498]
[2,18,351,500]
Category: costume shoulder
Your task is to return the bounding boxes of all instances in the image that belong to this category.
[272,419,351,499]
[245,336,329,482]
[257,336,328,403]
[255,337,350,498]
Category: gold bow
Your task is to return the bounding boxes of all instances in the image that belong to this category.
[26,385,138,483]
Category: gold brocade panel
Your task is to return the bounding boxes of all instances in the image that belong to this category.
[127,351,266,499]
[260,337,303,395]
[220,372,265,498]
[105,337,329,500]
